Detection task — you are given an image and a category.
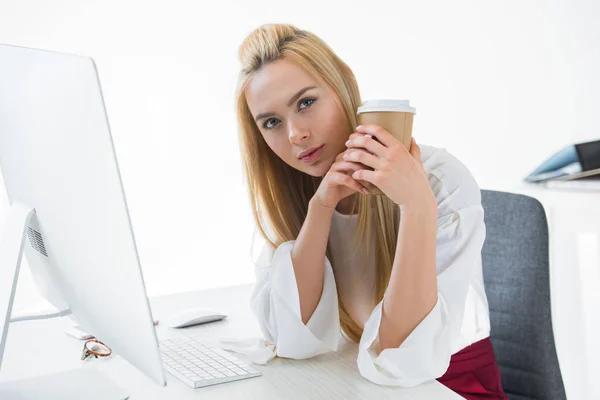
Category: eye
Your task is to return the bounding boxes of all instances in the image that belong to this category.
[262,98,316,131]
[299,98,316,110]
[264,117,280,130]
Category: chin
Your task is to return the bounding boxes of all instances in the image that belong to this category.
[304,170,326,178]
[303,162,331,178]
[290,154,334,177]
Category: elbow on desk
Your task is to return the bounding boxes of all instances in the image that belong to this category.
[358,350,451,387]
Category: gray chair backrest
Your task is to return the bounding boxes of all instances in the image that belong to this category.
[480,190,566,400]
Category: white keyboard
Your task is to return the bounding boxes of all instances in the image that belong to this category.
[159,336,261,389]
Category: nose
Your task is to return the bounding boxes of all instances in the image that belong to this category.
[287,120,310,145]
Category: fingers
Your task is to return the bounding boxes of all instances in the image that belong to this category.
[343,149,382,170]
[331,160,369,174]
[355,125,396,148]
[351,169,379,186]
[409,137,421,162]
[330,171,369,194]
[345,133,387,157]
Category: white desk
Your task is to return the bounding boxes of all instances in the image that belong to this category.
[0,284,462,399]
[499,183,600,400]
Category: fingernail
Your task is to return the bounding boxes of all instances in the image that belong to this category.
[345,140,350,146]
[356,125,363,130]
[365,134,372,138]
[362,188,369,195]
[343,153,347,159]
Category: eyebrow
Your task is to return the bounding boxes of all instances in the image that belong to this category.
[254,86,317,122]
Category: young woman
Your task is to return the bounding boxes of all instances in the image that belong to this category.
[234,23,507,399]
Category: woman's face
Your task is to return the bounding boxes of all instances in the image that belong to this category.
[245,59,350,177]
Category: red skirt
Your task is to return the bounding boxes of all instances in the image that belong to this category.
[436,337,508,399]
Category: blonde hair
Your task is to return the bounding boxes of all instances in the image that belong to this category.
[235,24,400,342]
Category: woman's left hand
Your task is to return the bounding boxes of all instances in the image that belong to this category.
[343,125,436,210]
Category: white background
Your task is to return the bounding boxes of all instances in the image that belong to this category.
[1,0,599,309]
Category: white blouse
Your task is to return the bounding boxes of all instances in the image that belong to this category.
[243,144,491,387]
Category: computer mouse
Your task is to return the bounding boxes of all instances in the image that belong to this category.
[164,308,227,329]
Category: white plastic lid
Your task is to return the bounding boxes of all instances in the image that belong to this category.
[357,99,416,114]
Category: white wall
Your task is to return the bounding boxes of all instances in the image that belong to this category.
[1,0,599,308]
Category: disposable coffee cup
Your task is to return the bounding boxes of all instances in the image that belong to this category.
[355,99,416,195]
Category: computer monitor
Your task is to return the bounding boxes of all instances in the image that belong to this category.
[0,43,166,396]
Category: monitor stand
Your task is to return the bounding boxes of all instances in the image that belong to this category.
[0,202,129,400]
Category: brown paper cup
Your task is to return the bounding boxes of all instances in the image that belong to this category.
[356,99,416,195]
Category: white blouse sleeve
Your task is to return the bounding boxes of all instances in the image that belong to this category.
[356,166,486,387]
[250,240,340,359]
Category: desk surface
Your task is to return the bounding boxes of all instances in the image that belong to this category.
[1,284,462,399]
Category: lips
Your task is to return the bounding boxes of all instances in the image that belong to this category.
[299,145,324,164]
[298,145,324,159]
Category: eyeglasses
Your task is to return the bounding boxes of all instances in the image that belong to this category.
[81,339,112,362]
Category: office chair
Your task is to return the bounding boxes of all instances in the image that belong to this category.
[480,190,567,400]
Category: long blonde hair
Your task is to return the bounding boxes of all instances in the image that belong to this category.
[235,24,400,342]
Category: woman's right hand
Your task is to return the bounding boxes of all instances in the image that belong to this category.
[313,151,369,209]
